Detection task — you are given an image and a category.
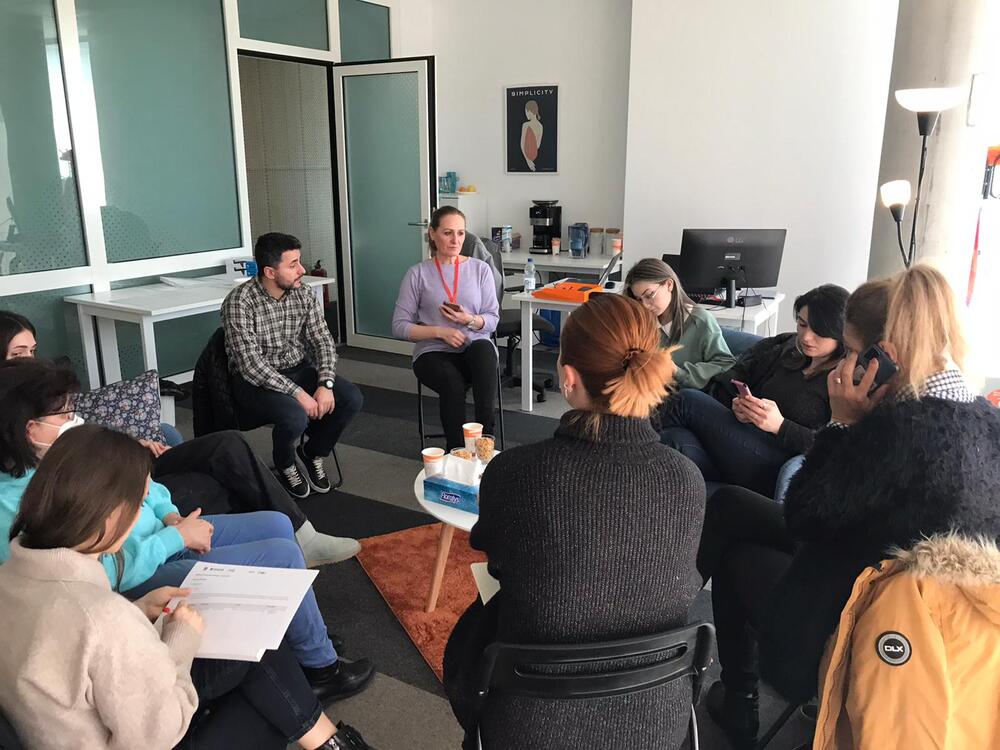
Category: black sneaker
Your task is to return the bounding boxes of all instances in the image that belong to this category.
[296,443,332,494]
[277,463,310,499]
[324,722,373,749]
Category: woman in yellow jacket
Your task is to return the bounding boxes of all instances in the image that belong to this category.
[815,532,1000,749]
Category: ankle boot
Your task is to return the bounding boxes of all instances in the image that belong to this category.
[705,680,759,750]
[322,722,373,749]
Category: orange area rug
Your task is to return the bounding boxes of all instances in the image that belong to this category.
[357,523,486,681]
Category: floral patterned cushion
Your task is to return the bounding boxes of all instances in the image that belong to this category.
[76,369,166,443]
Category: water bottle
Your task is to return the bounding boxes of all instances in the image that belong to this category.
[523,258,537,292]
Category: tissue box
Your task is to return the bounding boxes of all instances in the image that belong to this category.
[423,474,479,515]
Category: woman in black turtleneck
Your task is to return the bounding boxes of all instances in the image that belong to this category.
[443,294,706,750]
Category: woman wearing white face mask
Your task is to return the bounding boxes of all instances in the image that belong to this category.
[0,358,377,705]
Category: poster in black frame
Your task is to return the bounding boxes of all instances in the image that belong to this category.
[505,84,558,174]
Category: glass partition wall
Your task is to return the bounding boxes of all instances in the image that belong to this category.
[0,0,412,380]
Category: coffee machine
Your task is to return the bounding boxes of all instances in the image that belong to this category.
[529,200,562,254]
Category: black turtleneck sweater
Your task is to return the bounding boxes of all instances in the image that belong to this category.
[443,412,705,750]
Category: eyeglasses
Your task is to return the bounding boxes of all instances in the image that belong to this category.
[639,282,665,304]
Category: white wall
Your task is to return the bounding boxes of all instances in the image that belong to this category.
[426,0,631,247]
[624,0,898,328]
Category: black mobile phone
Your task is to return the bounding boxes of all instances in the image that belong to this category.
[856,344,898,388]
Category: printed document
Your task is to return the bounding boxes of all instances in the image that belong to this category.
[160,562,318,661]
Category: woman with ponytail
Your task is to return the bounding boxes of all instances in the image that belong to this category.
[443,294,705,749]
[698,264,1000,748]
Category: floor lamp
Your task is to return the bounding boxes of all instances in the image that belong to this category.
[879,86,964,268]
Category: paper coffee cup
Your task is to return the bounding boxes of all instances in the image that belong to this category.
[463,422,483,451]
[422,447,445,476]
[551,238,561,253]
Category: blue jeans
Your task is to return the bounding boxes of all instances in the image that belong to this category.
[161,422,184,447]
[124,511,337,669]
[659,388,793,497]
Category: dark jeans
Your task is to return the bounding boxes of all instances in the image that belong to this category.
[232,362,363,470]
[180,641,324,748]
[413,340,498,451]
[698,485,794,694]
[153,430,307,531]
[659,388,793,496]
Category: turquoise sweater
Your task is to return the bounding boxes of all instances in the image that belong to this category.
[663,306,737,390]
[0,469,185,591]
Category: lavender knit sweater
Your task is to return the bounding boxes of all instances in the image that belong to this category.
[392,258,499,361]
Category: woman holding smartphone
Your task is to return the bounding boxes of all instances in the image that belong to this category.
[698,266,1000,748]
[659,284,849,496]
[392,206,500,451]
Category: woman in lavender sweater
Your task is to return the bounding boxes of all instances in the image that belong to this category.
[392,207,500,450]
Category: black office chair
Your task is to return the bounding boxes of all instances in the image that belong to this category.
[474,237,555,402]
[469,622,715,750]
[416,349,506,450]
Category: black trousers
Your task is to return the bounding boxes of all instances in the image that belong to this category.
[413,340,498,451]
[179,642,323,749]
[232,362,363,470]
[153,430,307,532]
[698,485,794,695]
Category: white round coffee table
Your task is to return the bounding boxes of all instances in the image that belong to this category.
[414,469,479,613]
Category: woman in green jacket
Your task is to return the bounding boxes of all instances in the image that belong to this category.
[626,258,735,389]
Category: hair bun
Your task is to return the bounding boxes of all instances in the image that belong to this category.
[622,348,651,372]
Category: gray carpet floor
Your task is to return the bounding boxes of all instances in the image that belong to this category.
[172,345,814,750]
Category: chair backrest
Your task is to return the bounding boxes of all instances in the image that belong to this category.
[474,621,715,711]
[462,234,505,305]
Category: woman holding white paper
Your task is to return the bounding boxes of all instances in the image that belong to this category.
[0,425,372,749]
[0,358,373,707]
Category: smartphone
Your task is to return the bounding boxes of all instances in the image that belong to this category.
[731,379,752,398]
[442,302,461,311]
[856,345,898,388]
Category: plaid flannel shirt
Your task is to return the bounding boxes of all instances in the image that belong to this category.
[221,277,336,396]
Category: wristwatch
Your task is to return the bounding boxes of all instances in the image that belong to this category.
[320,378,334,390]
[465,315,479,330]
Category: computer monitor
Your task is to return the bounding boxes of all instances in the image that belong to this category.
[677,228,785,308]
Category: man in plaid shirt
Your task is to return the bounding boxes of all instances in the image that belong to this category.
[222,233,363,502]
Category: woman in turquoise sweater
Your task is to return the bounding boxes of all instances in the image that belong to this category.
[0,358,374,701]
[626,258,735,389]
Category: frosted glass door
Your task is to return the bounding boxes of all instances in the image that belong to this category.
[334,59,432,353]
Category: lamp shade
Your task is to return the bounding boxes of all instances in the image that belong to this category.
[894,87,963,113]
[880,180,912,208]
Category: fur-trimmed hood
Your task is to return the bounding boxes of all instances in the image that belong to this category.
[893,532,1000,625]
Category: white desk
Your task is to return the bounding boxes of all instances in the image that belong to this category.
[511,288,785,412]
[499,250,610,278]
[414,469,479,613]
[65,274,337,423]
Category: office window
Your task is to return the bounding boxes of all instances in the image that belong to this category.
[238,0,329,51]
[0,0,87,275]
[0,286,90,379]
[74,0,241,262]
[339,0,391,62]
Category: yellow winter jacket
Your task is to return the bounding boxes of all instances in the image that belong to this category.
[814,533,1000,750]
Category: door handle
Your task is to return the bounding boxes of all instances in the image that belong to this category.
[408,220,429,227]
